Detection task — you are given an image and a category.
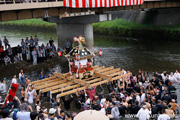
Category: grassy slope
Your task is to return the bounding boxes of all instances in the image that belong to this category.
[0,19,56,29]
[93,19,180,31]
[0,18,179,31]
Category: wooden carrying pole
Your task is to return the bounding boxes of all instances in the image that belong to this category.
[57,72,132,98]
[30,66,132,98]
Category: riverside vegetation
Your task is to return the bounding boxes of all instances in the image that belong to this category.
[0,18,179,40]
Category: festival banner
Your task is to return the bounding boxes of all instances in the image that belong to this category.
[63,0,144,8]
[4,83,19,106]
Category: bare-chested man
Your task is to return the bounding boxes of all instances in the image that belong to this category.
[169,99,179,111]
[165,104,175,118]
[25,77,31,87]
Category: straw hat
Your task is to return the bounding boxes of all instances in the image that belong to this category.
[74,110,109,120]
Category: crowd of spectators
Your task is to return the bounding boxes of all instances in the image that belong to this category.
[0,68,180,120]
[0,36,71,66]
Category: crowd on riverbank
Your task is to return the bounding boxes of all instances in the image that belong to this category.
[0,36,71,66]
[0,68,180,120]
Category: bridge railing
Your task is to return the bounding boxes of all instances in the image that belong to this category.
[0,0,63,4]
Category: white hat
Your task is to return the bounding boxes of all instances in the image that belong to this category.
[49,108,56,114]
[43,108,47,112]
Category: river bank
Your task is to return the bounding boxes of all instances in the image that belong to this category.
[0,56,69,79]
[0,18,179,40]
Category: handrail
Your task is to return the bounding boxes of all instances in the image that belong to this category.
[0,0,63,4]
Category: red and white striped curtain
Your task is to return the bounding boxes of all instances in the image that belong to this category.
[63,0,144,8]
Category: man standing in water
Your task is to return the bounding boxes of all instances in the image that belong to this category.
[32,48,37,65]
[65,39,71,53]
[3,36,9,50]
[30,36,35,52]
[174,70,180,83]
[49,37,54,47]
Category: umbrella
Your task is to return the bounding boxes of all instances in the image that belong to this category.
[74,110,109,120]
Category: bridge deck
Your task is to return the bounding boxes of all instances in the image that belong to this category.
[0,0,179,22]
[0,1,63,11]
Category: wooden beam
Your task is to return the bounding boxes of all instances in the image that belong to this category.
[110,71,124,77]
[89,79,109,88]
[31,76,57,85]
[92,65,99,69]
[53,72,61,77]
[35,80,67,90]
[112,73,132,81]
[86,78,102,84]
[52,84,80,94]
[101,69,121,79]
[102,68,121,75]
[95,66,114,77]
[79,80,86,86]
[96,66,114,73]
[58,86,87,97]
[34,78,62,87]
[57,73,131,97]
[93,66,105,71]
[41,81,73,93]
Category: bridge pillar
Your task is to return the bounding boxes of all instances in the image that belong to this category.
[44,14,111,50]
[56,23,94,50]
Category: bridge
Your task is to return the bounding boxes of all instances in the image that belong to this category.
[0,0,179,48]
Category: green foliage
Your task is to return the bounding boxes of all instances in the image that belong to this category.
[0,18,56,29]
[0,18,179,37]
[93,18,180,31]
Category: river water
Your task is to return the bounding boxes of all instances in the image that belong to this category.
[0,28,180,119]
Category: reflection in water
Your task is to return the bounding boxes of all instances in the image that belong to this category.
[94,35,180,74]
[1,28,180,115]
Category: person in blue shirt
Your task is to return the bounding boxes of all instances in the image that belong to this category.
[39,72,45,80]
[20,73,25,86]
[58,110,66,120]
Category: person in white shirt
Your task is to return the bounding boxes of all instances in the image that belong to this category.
[12,75,17,84]
[100,105,106,115]
[111,102,120,119]
[85,96,91,107]
[140,91,146,103]
[19,69,23,80]
[100,95,106,106]
[174,70,180,83]
[135,93,141,104]
[27,86,35,104]
[169,72,178,83]
[17,103,31,120]
[136,105,150,120]
[161,71,167,82]
[1,79,6,94]
[158,109,170,120]
[32,48,37,65]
